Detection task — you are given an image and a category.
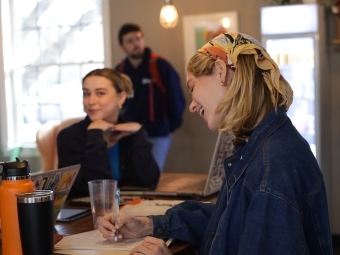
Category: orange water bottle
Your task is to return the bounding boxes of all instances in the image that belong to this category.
[0,158,35,255]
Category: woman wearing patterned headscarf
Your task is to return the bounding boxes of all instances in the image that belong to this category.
[97,33,333,255]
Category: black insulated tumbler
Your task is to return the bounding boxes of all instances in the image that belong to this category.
[16,190,54,255]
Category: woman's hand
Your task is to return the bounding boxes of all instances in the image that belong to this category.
[109,122,142,144]
[129,236,172,255]
[97,213,153,241]
[87,120,141,146]
[87,119,115,131]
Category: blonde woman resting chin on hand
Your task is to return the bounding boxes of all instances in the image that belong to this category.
[57,68,160,198]
[98,33,332,255]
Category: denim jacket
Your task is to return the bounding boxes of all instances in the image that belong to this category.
[151,107,333,255]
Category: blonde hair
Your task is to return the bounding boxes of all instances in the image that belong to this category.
[187,53,288,145]
[82,68,134,98]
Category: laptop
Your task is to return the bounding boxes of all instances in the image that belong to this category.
[69,133,234,206]
[30,164,80,221]
[126,132,234,197]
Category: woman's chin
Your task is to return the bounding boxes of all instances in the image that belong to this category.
[206,121,219,131]
[88,115,102,121]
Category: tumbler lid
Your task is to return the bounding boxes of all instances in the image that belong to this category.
[1,158,30,179]
[16,190,54,203]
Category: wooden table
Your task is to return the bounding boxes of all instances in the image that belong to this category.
[1,193,218,255]
[0,209,195,255]
[54,197,210,255]
[55,192,218,255]
[55,213,195,254]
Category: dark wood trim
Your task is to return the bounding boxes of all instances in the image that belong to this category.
[338,18,340,42]
[333,18,340,44]
[333,235,340,247]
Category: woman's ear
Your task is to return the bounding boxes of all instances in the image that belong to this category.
[118,91,127,107]
[215,59,228,84]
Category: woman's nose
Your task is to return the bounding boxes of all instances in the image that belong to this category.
[88,95,96,104]
[189,100,197,113]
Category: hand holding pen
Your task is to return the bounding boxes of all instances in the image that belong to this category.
[97,213,154,241]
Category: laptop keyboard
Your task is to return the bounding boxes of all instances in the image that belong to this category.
[176,180,206,192]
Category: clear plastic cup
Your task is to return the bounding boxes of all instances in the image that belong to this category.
[88,180,118,229]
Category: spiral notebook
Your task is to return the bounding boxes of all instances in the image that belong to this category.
[31,164,80,221]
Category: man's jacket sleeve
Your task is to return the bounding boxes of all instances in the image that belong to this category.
[158,58,186,133]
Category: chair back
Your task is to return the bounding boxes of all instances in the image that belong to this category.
[36,117,82,172]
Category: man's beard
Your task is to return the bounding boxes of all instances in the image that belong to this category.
[129,52,144,59]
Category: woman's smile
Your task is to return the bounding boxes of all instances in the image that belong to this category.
[199,106,205,117]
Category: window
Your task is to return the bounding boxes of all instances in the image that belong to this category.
[0,0,111,150]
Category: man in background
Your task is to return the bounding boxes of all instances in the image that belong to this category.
[116,23,185,171]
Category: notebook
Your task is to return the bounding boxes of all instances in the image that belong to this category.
[30,164,80,221]
[69,133,233,207]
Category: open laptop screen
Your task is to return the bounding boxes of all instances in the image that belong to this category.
[31,164,80,221]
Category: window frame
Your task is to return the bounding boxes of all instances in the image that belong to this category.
[0,0,112,157]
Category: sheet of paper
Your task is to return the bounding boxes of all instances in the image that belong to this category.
[119,200,184,217]
[55,249,129,255]
[55,230,143,250]
[55,239,173,255]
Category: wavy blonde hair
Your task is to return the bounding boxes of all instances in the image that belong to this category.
[187,53,289,145]
[82,68,134,98]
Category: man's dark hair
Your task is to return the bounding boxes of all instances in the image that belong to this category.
[118,23,143,45]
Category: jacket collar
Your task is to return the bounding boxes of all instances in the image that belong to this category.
[225,107,288,189]
[144,47,152,58]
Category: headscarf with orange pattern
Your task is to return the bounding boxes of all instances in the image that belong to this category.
[198,32,293,110]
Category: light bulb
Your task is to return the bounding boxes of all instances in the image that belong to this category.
[222,17,230,29]
[159,3,178,29]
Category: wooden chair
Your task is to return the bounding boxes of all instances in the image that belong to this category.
[36,117,83,172]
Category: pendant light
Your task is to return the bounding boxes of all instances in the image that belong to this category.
[159,0,179,29]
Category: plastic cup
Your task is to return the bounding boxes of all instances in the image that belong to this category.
[16,190,54,255]
[88,180,117,229]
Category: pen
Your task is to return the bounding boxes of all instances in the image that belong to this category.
[114,226,119,242]
[114,188,120,242]
[165,238,173,246]
[155,203,173,207]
